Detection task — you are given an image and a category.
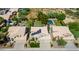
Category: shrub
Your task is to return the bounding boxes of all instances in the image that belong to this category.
[47,12,58,18]
[1,26,9,32]
[0,32,5,40]
[30,41,40,48]
[29,38,40,48]
[18,8,30,17]
[57,38,67,46]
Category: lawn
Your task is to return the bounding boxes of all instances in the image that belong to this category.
[69,22,79,38]
[70,29,79,38]
[34,20,44,27]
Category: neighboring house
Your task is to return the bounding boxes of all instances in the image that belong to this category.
[52,26,75,41]
[30,26,51,48]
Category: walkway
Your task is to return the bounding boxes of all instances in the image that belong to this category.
[8,26,27,50]
[13,35,26,50]
[39,34,51,48]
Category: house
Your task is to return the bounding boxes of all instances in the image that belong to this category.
[52,26,75,41]
[30,26,51,48]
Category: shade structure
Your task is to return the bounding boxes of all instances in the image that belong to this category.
[47,20,53,25]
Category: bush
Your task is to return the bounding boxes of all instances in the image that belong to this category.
[57,38,67,46]
[29,38,40,48]
[0,32,5,40]
[26,20,34,28]
[56,13,66,21]
[30,42,40,48]
[1,26,9,32]
[47,12,58,18]
[18,8,30,17]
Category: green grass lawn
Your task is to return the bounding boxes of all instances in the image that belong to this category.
[70,29,79,38]
[34,20,44,27]
[69,22,79,38]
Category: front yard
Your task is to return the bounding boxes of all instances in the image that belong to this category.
[25,37,40,48]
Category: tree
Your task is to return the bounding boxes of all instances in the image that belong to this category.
[56,13,66,25]
[0,32,5,40]
[37,11,48,24]
[56,13,66,21]
[0,17,4,24]
[26,20,33,28]
[18,8,30,18]
[47,12,58,18]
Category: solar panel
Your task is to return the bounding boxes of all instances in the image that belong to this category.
[31,29,41,36]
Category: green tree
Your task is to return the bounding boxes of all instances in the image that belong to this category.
[0,32,5,40]
[56,13,66,25]
[26,20,33,28]
[47,12,58,18]
[56,13,66,21]
[0,17,4,24]
[18,8,30,18]
[37,11,48,24]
